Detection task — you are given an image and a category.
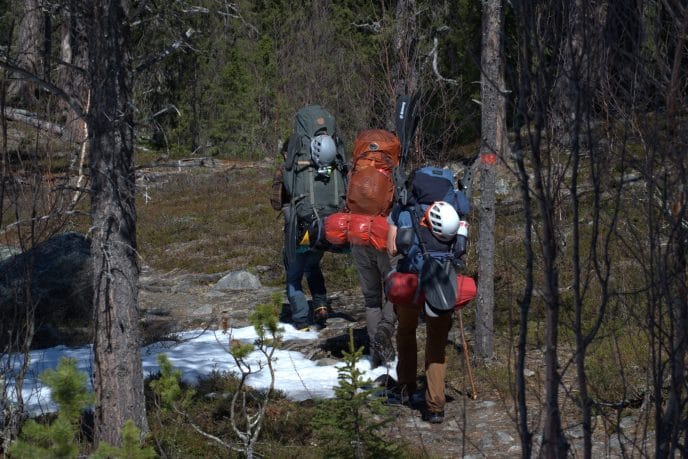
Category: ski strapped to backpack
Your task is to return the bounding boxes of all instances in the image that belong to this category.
[393,93,420,207]
[283,105,348,260]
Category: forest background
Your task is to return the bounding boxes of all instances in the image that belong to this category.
[0,0,687,458]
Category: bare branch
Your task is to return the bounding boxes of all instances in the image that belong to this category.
[134,28,196,73]
[427,36,458,85]
[0,60,86,119]
[352,19,383,34]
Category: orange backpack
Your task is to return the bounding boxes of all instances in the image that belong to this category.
[345,129,401,216]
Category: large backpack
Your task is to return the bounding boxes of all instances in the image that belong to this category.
[283,105,347,225]
[345,129,401,216]
[393,166,470,272]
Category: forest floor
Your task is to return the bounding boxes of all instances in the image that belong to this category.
[137,264,650,458]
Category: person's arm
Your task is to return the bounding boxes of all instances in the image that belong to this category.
[387,223,398,257]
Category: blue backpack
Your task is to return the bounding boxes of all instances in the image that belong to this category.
[393,167,469,273]
[408,166,469,213]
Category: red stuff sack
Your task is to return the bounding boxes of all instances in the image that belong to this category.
[385,271,477,310]
[324,212,350,246]
[324,212,389,251]
[347,214,389,251]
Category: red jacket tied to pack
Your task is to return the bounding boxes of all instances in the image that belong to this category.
[385,271,477,309]
[345,129,401,216]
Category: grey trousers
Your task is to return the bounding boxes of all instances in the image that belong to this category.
[351,244,396,342]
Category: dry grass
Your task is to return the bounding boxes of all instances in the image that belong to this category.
[137,164,285,279]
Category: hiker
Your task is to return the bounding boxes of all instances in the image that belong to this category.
[385,167,470,424]
[277,105,347,330]
[345,129,401,366]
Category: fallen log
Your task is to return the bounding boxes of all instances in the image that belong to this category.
[3,107,65,136]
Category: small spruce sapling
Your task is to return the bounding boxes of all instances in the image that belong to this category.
[312,328,399,459]
[92,420,156,459]
[227,293,283,459]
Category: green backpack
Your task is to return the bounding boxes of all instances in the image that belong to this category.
[283,105,347,255]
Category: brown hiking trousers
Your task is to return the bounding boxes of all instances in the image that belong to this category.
[396,303,452,413]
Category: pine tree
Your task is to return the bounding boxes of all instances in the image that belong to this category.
[10,357,155,458]
[9,357,91,459]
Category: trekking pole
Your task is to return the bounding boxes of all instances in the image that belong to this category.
[457,309,477,399]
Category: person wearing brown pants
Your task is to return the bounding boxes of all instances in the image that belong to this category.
[395,302,452,423]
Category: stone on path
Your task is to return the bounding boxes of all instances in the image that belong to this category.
[213,271,261,291]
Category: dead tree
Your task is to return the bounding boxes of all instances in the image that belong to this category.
[475,0,506,359]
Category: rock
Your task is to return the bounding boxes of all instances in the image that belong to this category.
[0,245,20,261]
[213,271,262,291]
[480,400,496,408]
[192,304,214,316]
[0,232,93,349]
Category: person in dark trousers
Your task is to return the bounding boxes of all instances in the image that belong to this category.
[351,245,396,366]
[270,136,331,330]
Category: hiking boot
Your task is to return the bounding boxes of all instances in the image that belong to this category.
[378,389,409,406]
[313,306,328,326]
[409,391,425,409]
[422,410,445,424]
[295,323,312,332]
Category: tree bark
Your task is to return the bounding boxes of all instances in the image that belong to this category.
[59,0,89,144]
[389,0,419,130]
[87,0,147,446]
[475,0,505,359]
[8,0,42,105]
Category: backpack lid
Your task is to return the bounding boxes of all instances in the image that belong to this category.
[352,129,401,164]
[294,105,337,139]
[409,167,454,205]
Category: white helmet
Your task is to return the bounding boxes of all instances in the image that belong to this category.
[310,134,337,167]
[426,201,460,241]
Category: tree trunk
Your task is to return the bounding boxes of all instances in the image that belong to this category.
[87,0,147,446]
[8,0,42,105]
[475,0,505,359]
[59,0,89,145]
[389,0,419,130]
